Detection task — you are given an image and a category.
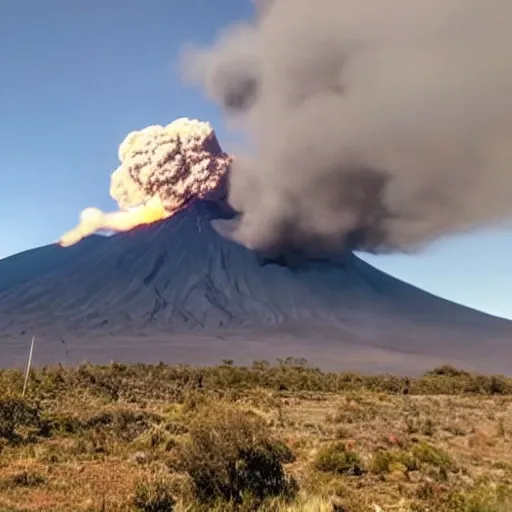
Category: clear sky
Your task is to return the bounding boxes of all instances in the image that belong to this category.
[1,1,511,320]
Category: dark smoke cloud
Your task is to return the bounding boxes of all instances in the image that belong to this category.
[182,0,512,256]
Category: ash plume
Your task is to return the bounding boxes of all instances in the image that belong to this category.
[182,0,512,255]
[59,118,232,247]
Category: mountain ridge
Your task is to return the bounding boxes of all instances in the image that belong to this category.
[1,199,511,374]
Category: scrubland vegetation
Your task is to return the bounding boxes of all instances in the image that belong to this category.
[1,359,512,511]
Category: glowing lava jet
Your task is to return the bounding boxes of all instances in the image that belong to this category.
[59,117,232,247]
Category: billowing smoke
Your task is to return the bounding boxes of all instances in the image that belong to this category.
[59,118,232,247]
[182,0,512,255]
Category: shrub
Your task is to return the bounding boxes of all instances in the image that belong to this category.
[425,366,470,378]
[412,442,454,470]
[483,376,511,395]
[132,474,176,512]
[0,395,42,444]
[370,443,453,478]
[370,449,417,474]
[82,409,159,441]
[0,470,47,490]
[445,483,512,512]
[314,442,365,475]
[178,404,297,505]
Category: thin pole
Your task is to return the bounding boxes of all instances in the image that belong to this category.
[22,335,35,397]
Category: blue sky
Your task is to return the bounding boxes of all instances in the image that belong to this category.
[1,1,510,320]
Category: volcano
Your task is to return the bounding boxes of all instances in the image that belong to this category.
[1,199,511,375]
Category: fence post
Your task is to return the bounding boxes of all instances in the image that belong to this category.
[22,335,36,397]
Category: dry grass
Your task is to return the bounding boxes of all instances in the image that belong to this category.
[0,361,511,511]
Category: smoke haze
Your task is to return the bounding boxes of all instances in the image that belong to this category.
[182,0,512,255]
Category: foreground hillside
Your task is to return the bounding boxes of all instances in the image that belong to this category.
[1,361,512,511]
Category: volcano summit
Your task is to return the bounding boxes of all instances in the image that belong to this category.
[1,117,511,375]
[1,197,512,375]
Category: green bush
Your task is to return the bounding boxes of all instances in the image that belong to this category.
[314,442,365,475]
[0,395,42,444]
[133,474,176,512]
[425,366,471,378]
[370,449,417,474]
[0,470,47,490]
[178,404,297,505]
[412,442,454,470]
[444,483,512,512]
[370,443,453,479]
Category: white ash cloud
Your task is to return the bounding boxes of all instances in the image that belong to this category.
[110,117,232,212]
[59,118,232,247]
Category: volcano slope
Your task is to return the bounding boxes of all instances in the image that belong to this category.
[0,199,511,374]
